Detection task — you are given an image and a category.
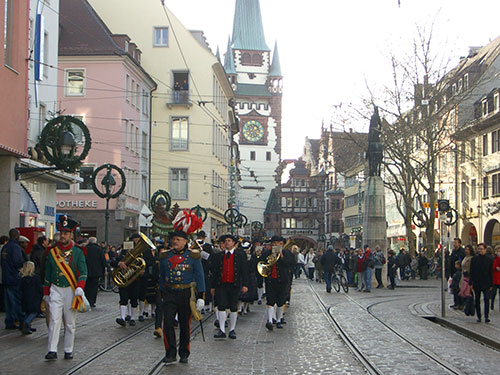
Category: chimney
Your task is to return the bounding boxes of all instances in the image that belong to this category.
[349,128,353,133]
[468,46,481,58]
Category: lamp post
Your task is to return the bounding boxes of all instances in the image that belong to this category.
[15,115,91,178]
[91,164,126,245]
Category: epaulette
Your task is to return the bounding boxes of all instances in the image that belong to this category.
[159,248,171,259]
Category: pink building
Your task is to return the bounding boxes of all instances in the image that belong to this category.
[0,0,30,233]
[56,0,156,243]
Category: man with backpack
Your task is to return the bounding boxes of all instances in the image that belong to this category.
[373,246,385,288]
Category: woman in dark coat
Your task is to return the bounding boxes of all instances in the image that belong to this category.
[20,261,43,334]
[387,250,397,290]
[239,243,258,313]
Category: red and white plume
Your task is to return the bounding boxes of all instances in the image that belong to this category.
[173,209,203,235]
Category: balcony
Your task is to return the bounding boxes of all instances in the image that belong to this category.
[167,89,192,108]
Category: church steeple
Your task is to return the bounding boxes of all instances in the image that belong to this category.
[269,41,282,76]
[232,0,270,51]
[223,37,237,75]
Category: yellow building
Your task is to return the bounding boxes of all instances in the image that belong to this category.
[343,162,366,248]
[88,0,237,240]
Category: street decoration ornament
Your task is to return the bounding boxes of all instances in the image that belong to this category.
[16,115,91,179]
[412,210,426,228]
[150,189,174,236]
[91,164,126,245]
[191,204,208,223]
[40,115,91,173]
[173,209,204,234]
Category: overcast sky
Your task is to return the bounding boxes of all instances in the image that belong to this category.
[165,0,500,159]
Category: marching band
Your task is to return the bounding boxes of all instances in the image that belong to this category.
[41,211,299,365]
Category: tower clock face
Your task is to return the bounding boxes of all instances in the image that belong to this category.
[242,120,264,142]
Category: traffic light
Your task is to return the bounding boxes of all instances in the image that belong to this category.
[437,199,450,213]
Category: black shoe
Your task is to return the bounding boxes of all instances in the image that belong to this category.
[214,320,220,328]
[116,318,126,326]
[326,288,331,293]
[125,315,131,322]
[45,352,57,360]
[129,319,136,326]
[280,318,286,324]
[272,319,277,324]
[179,356,188,364]
[30,327,37,332]
[214,329,226,339]
[173,320,179,327]
[21,322,32,335]
[138,315,144,322]
[485,318,490,323]
[90,304,96,308]
[143,312,149,317]
[228,330,236,339]
[265,322,273,331]
[5,325,19,330]
[64,352,73,360]
[163,354,176,363]
[477,318,481,322]
[276,322,283,329]
[257,300,262,305]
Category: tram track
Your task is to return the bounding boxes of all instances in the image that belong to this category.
[308,282,467,375]
[145,312,214,375]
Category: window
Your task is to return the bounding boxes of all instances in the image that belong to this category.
[331,199,340,210]
[464,73,469,90]
[126,74,130,102]
[135,83,140,109]
[252,53,262,65]
[493,173,500,196]
[38,104,46,136]
[69,115,84,143]
[56,182,70,192]
[470,139,476,161]
[241,53,251,65]
[43,31,48,78]
[171,117,188,150]
[250,151,256,160]
[266,151,271,161]
[461,181,469,204]
[483,134,488,156]
[4,0,13,66]
[493,130,500,153]
[141,175,148,202]
[142,89,149,115]
[142,131,148,158]
[154,27,168,46]
[471,179,477,200]
[78,166,94,191]
[172,71,189,104]
[130,78,135,107]
[170,168,188,199]
[332,220,341,233]
[483,176,489,198]
[495,93,499,113]
[66,69,85,96]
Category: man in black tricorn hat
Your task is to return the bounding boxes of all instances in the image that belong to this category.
[44,216,87,360]
[210,234,248,340]
[262,235,295,331]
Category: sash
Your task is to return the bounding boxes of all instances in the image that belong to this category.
[50,247,83,311]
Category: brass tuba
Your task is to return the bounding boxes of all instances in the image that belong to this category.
[257,252,281,277]
[112,232,156,288]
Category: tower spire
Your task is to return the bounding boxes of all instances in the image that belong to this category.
[224,37,237,74]
[269,41,282,76]
[232,0,270,51]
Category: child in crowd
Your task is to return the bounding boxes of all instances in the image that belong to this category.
[450,260,463,310]
[20,261,43,334]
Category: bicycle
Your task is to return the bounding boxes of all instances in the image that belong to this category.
[98,272,119,293]
[332,267,349,293]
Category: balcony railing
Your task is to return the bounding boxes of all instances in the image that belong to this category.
[167,89,191,108]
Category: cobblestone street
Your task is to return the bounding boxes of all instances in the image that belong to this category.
[1,278,499,374]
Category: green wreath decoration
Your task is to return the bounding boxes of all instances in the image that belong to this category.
[39,115,91,173]
[150,190,171,212]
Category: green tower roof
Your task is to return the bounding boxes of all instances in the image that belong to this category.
[269,41,282,76]
[232,0,270,51]
[224,37,237,74]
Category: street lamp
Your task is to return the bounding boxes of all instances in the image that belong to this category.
[91,164,126,245]
[15,115,91,179]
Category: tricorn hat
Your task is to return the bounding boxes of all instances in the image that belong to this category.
[57,215,79,232]
[219,234,238,243]
[270,235,286,243]
[169,230,189,240]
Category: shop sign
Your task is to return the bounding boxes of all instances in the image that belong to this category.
[56,200,97,209]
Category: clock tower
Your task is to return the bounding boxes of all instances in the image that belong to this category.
[225,0,283,225]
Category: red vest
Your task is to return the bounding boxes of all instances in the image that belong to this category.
[271,264,278,279]
[222,252,235,283]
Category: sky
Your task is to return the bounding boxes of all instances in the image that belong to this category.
[165,0,500,159]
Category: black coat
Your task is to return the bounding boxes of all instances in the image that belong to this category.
[21,275,43,314]
[29,244,46,279]
[85,243,107,278]
[470,254,493,290]
[261,248,295,285]
[210,249,249,289]
[320,250,341,273]
[449,247,465,277]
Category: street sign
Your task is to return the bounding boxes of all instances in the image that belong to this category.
[139,214,153,228]
[140,204,153,219]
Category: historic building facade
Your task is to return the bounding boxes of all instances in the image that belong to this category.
[89,0,237,241]
[225,0,283,225]
[56,0,156,243]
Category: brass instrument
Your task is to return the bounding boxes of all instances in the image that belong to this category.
[112,232,156,287]
[257,252,281,277]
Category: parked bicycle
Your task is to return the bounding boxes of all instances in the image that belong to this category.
[332,266,349,293]
[98,272,119,293]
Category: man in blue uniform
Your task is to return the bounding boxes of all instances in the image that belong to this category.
[160,230,205,364]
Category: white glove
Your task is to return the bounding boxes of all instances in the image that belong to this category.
[196,299,205,311]
[75,287,84,297]
[43,295,50,303]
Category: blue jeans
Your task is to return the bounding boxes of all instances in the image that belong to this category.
[323,271,333,291]
[363,268,373,291]
[4,285,24,328]
[346,271,353,285]
[24,312,37,327]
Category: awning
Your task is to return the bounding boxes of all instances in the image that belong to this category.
[20,184,40,214]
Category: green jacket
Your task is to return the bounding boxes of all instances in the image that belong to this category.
[44,242,88,293]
